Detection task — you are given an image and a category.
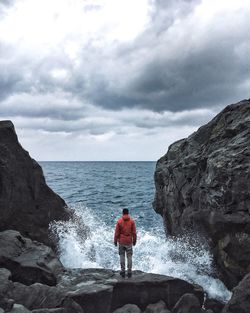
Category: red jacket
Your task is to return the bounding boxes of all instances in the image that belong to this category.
[114,214,137,245]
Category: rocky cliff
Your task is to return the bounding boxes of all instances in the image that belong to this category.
[153,99,250,289]
[0,120,70,247]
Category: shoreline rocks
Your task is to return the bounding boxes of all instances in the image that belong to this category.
[1,111,249,312]
[0,230,63,286]
[1,259,204,313]
[0,120,70,248]
[153,100,250,289]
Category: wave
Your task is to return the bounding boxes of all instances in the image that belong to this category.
[50,204,231,302]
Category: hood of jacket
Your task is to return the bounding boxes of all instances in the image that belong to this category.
[122,214,131,221]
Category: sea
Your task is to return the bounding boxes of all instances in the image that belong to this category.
[40,161,231,302]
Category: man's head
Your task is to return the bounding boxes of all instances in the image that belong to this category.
[122,208,129,215]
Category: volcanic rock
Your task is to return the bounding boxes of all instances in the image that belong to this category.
[0,230,63,286]
[153,100,250,288]
[0,267,204,313]
[112,304,141,313]
[58,268,204,313]
[0,120,70,247]
[144,300,170,313]
[172,293,202,313]
[9,304,32,313]
[222,273,250,313]
[204,298,224,313]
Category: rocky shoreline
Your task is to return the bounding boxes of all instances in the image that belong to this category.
[1,100,250,312]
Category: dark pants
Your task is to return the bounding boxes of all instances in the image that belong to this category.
[119,244,133,273]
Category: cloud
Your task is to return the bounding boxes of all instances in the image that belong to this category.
[1,0,250,113]
[0,0,249,160]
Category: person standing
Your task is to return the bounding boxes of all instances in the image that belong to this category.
[114,208,137,278]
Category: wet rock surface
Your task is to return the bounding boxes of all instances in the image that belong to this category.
[0,263,204,313]
[0,120,70,247]
[153,100,250,288]
[222,273,250,313]
[0,230,63,286]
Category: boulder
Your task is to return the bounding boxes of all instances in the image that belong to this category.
[0,230,63,286]
[9,304,32,313]
[58,268,204,313]
[113,304,142,313]
[1,266,204,313]
[144,300,170,313]
[204,298,224,313]
[222,273,250,313]
[153,100,250,288]
[0,120,70,247]
[172,293,202,313]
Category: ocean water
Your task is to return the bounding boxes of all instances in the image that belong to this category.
[40,161,231,302]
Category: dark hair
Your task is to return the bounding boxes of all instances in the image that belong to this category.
[122,208,129,215]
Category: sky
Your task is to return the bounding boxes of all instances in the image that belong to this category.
[0,0,249,161]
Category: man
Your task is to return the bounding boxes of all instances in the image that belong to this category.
[114,208,137,278]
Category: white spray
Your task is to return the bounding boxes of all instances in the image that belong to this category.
[50,205,231,302]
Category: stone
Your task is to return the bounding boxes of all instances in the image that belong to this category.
[222,273,250,313]
[144,300,170,313]
[1,266,204,313]
[0,230,63,286]
[57,268,203,313]
[0,267,12,293]
[112,304,142,313]
[9,304,32,313]
[153,100,250,288]
[172,293,202,313]
[0,120,70,247]
[32,309,65,313]
[204,298,224,313]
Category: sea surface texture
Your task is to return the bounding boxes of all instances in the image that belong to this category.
[41,161,231,301]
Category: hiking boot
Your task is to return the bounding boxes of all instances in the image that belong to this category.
[127,271,132,278]
[120,271,125,278]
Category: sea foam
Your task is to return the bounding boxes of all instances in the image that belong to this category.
[50,204,231,302]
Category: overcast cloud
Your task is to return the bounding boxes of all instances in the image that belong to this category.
[0,0,249,160]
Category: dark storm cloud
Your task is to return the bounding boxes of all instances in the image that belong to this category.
[80,1,250,112]
[0,0,250,118]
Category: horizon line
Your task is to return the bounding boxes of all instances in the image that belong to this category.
[38,160,156,162]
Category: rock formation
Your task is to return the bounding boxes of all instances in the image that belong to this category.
[0,255,204,313]
[0,120,70,247]
[153,99,250,289]
[222,273,250,313]
[0,230,63,286]
[1,116,249,312]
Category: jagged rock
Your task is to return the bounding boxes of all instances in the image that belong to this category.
[32,309,65,313]
[222,273,250,313]
[144,300,170,313]
[9,304,32,313]
[112,304,141,313]
[1,267,204,313]
[172,293,202,313]
[0,120,70,247]
[154,100,250,288]
[0,230,63,286]
[204,298,224,313]
[58,268,204,313]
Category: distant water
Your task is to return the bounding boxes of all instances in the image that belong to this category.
[41,161,231,301]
